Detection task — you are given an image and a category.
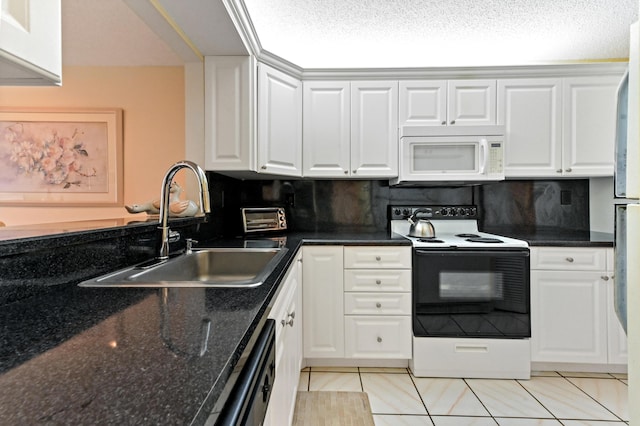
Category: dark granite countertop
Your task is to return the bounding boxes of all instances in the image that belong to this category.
[482,226,614,247]
[0,230,408,425]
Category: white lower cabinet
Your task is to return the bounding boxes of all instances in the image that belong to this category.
[344,246,412,359]
[343,246,412,359]
[265,252,302,426]
[345,316,411,358]
[530,247,626,370]
[302,246,345,358]
[303,245,412,362]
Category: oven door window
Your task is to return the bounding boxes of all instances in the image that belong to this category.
[413,249,530,338]
[439,271,503,300]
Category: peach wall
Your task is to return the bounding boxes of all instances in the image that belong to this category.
[0,66,186,226]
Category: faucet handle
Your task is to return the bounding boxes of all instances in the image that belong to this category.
[185,238,198,254]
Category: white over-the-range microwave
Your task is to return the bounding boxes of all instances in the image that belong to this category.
[390,125,506,185]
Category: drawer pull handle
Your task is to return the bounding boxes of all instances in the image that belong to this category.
[601,276,610,281]
[375,256,381,261]
[376,302,382,308]
[566,257,574,263]
[377,337,382,343]
[454,344,488,353]
[376,279,382,285]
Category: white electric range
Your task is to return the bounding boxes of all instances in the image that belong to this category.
[390,205,532,379]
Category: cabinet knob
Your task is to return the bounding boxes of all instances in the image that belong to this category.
[556,169,562,173]
[377,337,382,343]
[565,257,574,263]
[565,168,572,173]
[376,302,382,308]
[261,165,267,170]
[601,276,610,281]
[282,318,294,327]
[450,120,456,125]
[375,279,382,285]
[344,170,348,174]
[375,256,381,261]
[441,121,446,125]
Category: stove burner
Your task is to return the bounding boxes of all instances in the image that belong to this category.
[456,233,480,238]
[465,237,503,243]
[417,238,445,243]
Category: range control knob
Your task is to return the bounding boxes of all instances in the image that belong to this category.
[458,208,468,216]
[439,208,449,216]
[402,208,411,217]
[393,208,401,216]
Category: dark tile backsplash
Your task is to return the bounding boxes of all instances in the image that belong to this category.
[205,173,590,237]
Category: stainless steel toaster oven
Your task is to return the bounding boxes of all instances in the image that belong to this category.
[241,207,287,233]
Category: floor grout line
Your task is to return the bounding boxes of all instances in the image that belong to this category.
[560,375,627,422]
[298,369,628,424]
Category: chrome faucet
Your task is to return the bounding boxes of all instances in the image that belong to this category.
[157,161,211,260]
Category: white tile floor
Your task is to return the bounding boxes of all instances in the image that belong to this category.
[298,367,629,425]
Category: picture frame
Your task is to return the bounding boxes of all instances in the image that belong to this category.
[0,108,123,206]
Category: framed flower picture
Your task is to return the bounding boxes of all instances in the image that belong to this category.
[0,109,123,206]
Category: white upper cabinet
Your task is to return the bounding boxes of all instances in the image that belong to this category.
[498,78,563,177]
[399,80,447,126]
[303,80,398,178]
[447,80,497,125]
[302,81,351,176]
[498,75,620,178]
[350,81,398,177]
[257,63,303,177]
[399,79,496,127]
[0,0,61,85]
[204,56,256,171]
[562,76,619,177]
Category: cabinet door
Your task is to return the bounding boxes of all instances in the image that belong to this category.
[351,81,398,177]
[204,56,255,171]
[562,76,620,177]
[0,0,61,85]
[447,80,497,125]
[531,270,608,364]
[257,63,302,176]
[303,246,344,358]
[498,78,562,177]
[302,81,351,177]
[399,80,447,126]
[266,253,302,426]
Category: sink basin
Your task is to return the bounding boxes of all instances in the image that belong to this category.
[79,247,288,288]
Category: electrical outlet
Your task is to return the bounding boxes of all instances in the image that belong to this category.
[285,193,295,207]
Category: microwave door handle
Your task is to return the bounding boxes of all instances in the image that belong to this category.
[479,138,488,174]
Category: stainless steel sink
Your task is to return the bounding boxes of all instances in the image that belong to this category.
[79,247,288,288]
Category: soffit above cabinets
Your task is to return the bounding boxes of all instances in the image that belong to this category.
[243,0,639,68]
[61,0,183,66]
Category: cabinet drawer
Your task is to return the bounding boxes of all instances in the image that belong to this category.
[344,293,411,315]
[344,316,411,358]
[531,247,607,271]
[344,246,411,269]
[344,269,411,292]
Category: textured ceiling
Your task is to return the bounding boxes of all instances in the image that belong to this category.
[244,0,639,68]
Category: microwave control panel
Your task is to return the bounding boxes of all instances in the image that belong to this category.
[487,142,504,174]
